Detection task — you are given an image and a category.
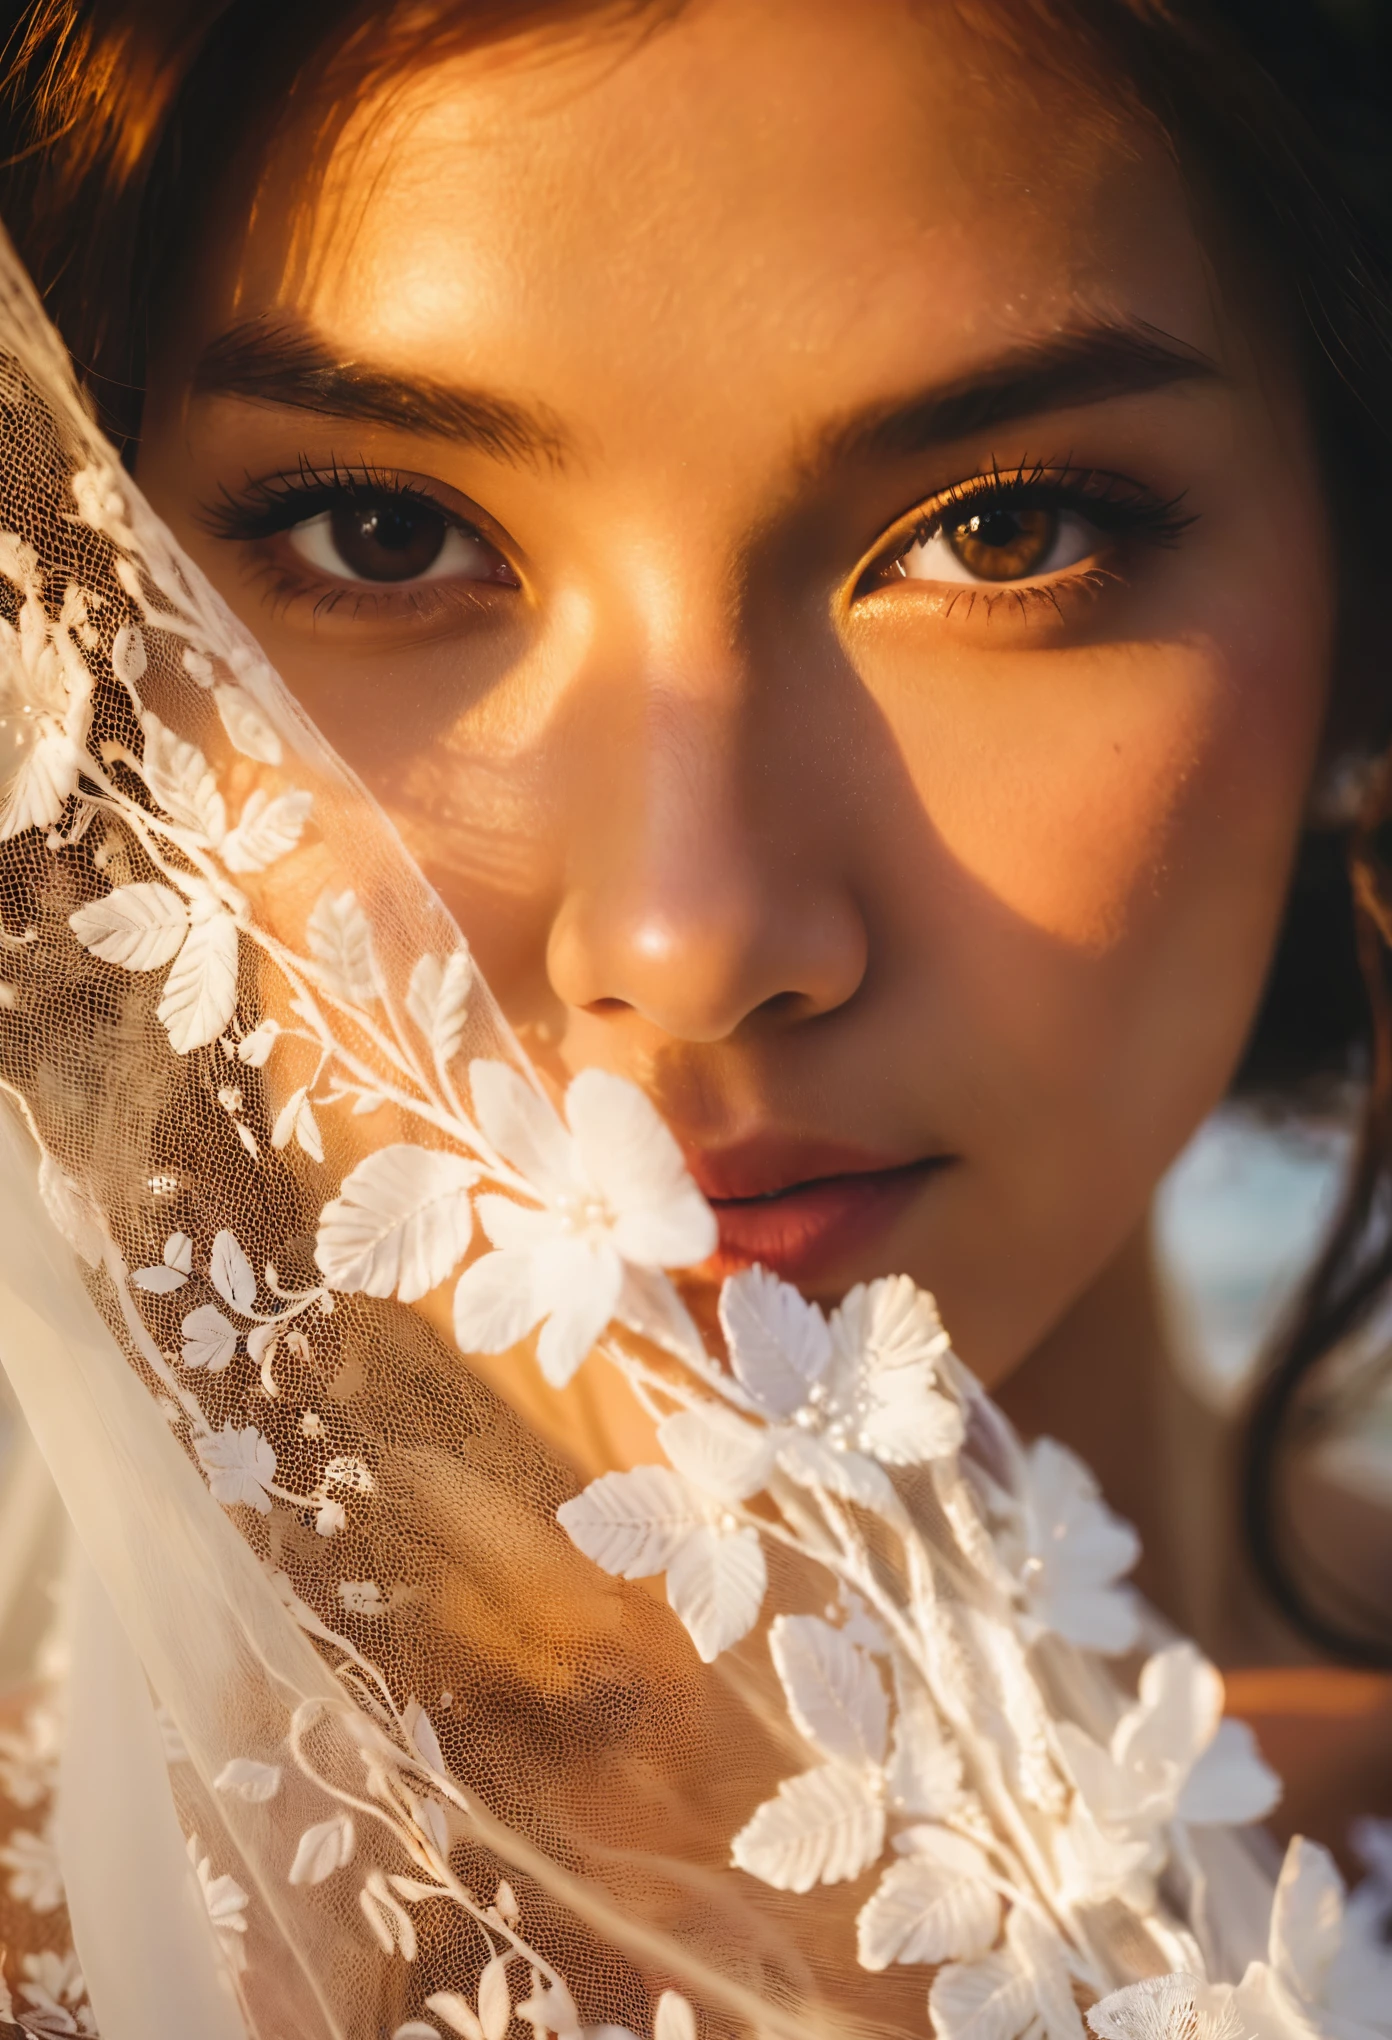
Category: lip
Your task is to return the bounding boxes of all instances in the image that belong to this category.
[684,1136,953,1284]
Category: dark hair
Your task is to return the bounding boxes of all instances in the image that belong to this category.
[5,0,1392,1655]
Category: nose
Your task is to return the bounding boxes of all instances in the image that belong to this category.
[546,637,868,1045]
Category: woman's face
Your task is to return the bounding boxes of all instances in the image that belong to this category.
[138,0,1334,1383]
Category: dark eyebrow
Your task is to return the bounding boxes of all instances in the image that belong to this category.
[191,316,573,469]
[820,322,1218,466]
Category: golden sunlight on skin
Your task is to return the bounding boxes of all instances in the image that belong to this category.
[136,0,1333,1453]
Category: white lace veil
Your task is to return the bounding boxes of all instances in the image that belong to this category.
[0,218,1387,2040]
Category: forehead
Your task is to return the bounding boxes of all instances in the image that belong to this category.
[209,0,1220,444]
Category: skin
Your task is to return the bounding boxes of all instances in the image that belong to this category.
[134,0,1373,1808]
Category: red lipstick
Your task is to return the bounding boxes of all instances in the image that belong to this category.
[684,1136,951,1284]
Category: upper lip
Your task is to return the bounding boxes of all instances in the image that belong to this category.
[682,1133,947,1204]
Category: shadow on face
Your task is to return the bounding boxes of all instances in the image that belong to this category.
[136,0,1335,1384]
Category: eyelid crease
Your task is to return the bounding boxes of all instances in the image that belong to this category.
[194,457,496,546]
[898,459,1196,552]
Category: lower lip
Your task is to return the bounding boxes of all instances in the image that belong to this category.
[706,1160,949,1283]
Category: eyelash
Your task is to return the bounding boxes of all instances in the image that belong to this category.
[198,461,506,618]
[863,461,1194,596]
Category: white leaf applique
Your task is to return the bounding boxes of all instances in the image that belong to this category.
[931,1904,1084,2040]
[132,1230,193,1293]
[219,786,313,872]
[270,1084,324,1162]
[315,1145,480,1303]
[0,724,86,841]
[214,1758,283,1803]
[453,1061,715,1388]
[0,552,94,841]
[196,1424,276,1512]
[769,1614,888,1770]
[138,711,227,843]
[730,1761,883,1893]
[214,683,282,765]
[666,1526,768,1665]
[157,894,239,1053]
[407,949,473,1066]
[209,1228,257,1312]
[188,1835,250,1972]
[1012,1437,1140,1655]
[180,1304,238,1373]
[722,1265,832,1416]
[71,880,239,1052]
[70,881,188,970]
[732,1612,893,1893]
[856,1827,1000,1971]
[306,887,380,1002]
[884,1683,963,1819]
[288,1815,356,1886]
[556,1458,767,1662]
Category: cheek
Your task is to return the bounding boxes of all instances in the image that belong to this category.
[868,592,1330,1365]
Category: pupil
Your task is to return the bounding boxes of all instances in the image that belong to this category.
[330,500,447,582]
[945,503,1056,582]
[968,508,1025,549]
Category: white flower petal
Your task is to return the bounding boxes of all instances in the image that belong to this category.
[452,1250,542,1354]
[1177,1716,1281,1827]
[1115,1644,1224,1778]
[731,1762,884,1892]
[533,1238,622,1385]
[469,1060,574,1198]
[475,1193,557,1254]
[658,1404,774,1503]
[132,1263,187,1293]
[314,1145,479,1303]
[566,1067,715,1266]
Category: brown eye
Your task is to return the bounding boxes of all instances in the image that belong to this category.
[944,505,1056,581]
[287,498,518,586]
[889,500,1094,587]
[328,500,448,581]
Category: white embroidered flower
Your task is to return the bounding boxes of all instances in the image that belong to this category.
[452,1061,716,1387]
[930,1901,1085,2040]
[1058,1643,1280,1904]
[339,1579,388,1616]
[1089,1837,1392,2040]
[196,1423,277,1512]
[0,1820,64,1910]
[557,1451,767,1663]
[1010,1436,1140,1654]
[188,1834,249,1975]
[717,1266,963,1498]
[15,1949,95,2037]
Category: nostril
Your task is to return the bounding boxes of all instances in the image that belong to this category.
[583,996,635,1017]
